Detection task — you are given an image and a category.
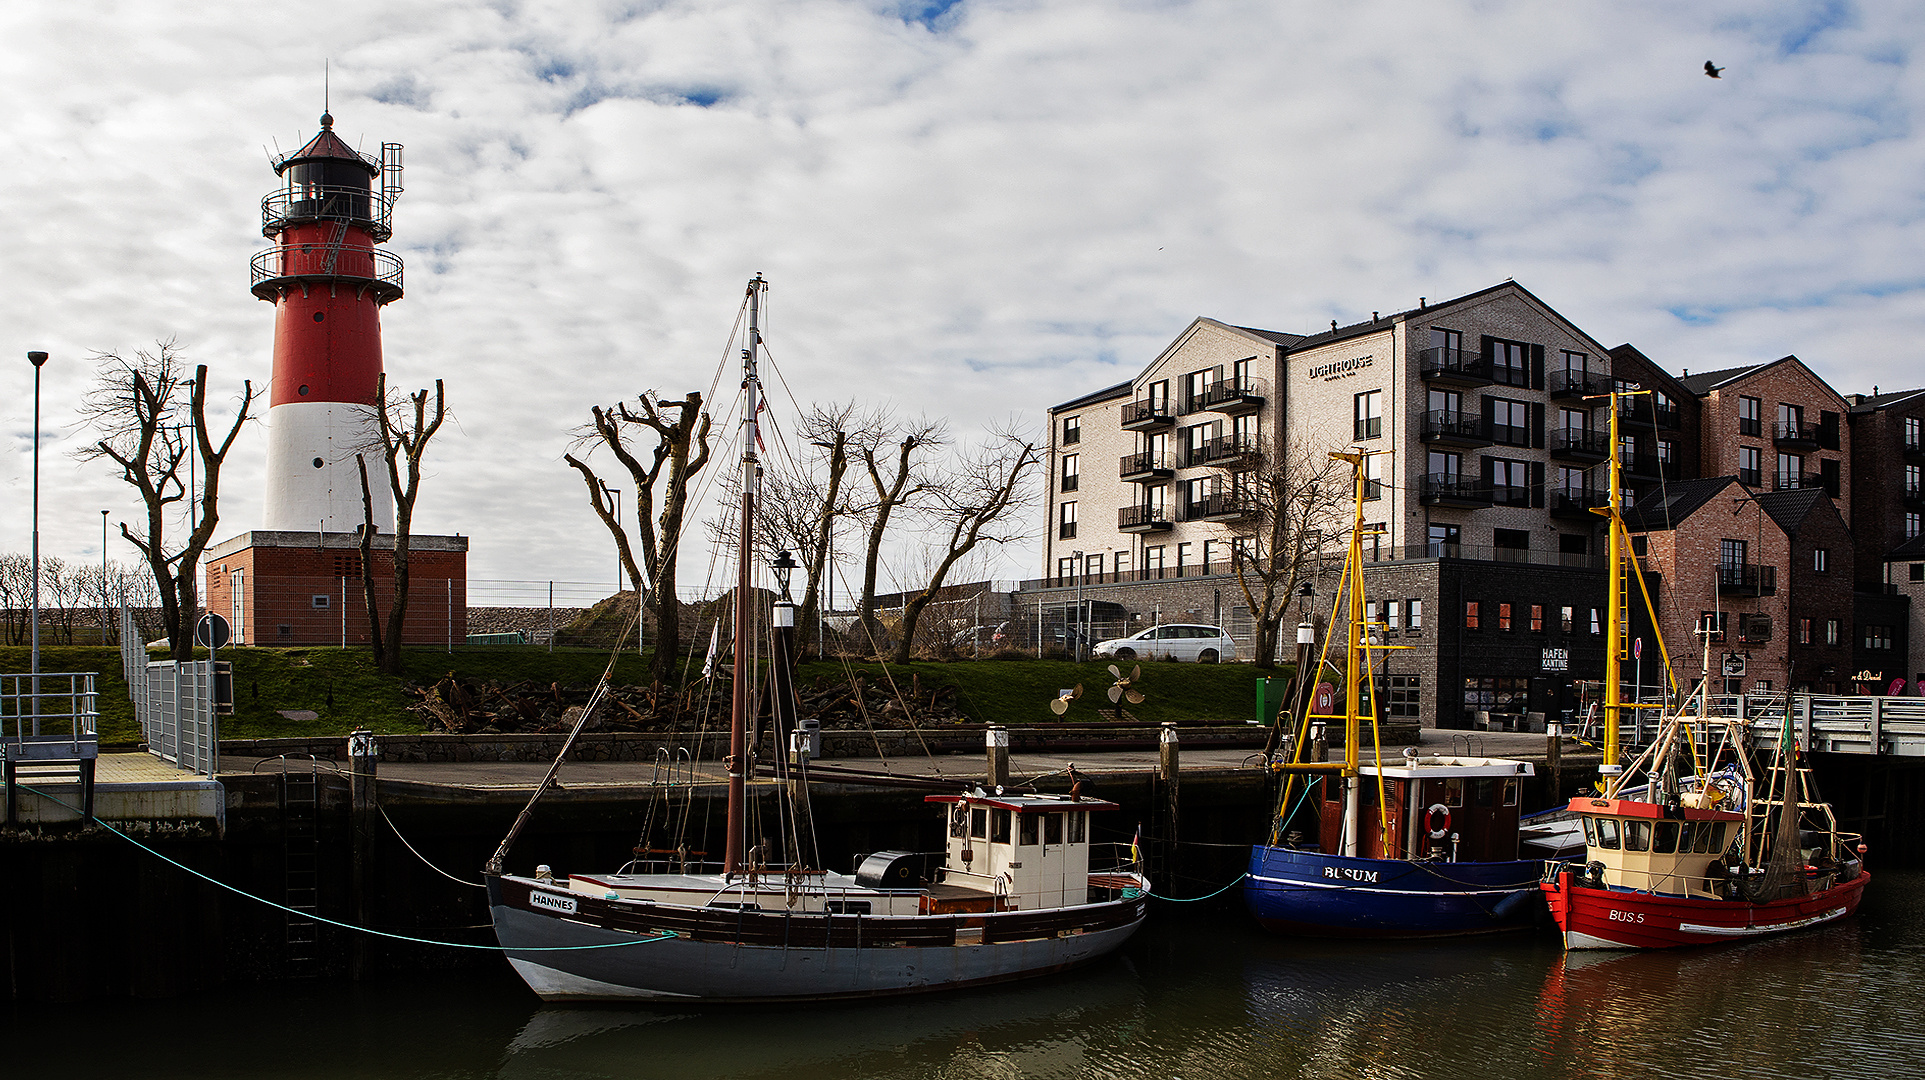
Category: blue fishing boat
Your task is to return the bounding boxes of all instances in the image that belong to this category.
[1244,448,1544,938]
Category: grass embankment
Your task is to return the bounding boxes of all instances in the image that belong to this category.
[2,645,1289,744]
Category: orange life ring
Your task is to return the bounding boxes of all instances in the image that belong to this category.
[1425,803,1452,840]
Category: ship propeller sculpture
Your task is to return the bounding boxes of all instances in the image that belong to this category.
[1048,684,1085,715]
[1107,664,1146,705]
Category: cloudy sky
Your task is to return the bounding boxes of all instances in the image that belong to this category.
[3,0,1922,606]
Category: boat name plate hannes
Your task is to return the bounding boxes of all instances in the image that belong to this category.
[530,890,580,914]
[1323,867,1381,883]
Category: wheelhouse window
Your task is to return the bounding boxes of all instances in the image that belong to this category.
[1019,813,1039,846]
[991,809,1011,844]
[1045,813,1063,845]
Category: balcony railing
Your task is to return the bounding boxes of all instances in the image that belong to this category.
[1420,474,1491,507]
[1545,430,1605,461]
[1119,451,1176,481]
[1186,492,1257,521]
[1200,434,1261,468]
[1359,542,1608,571]
[1548,370,1610,398]
[1774,421,1820,448]
[1199,377,1267,413]
[1550,489,1607,517]
[1772,472,1825,492]
[1653,404,1680,429]
[1419,347,1492,386]
[1118,504,1172,532]
[1120,399,1174,430]
[1489,362,1532,389]
[1420,410,1490,445]
[1490,483,1532,507]
[1717,563,1777,595]
[250,244,404,302]
[261,186,395,242]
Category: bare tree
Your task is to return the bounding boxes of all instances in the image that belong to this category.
[76,343,254,660]
[853,415,945,653]
[748,402,877,656]
[891,427,1041,663]
[0,552,27,644]
[564,392,712,683]
[1230,443,1350,670]
[353,375,448,674]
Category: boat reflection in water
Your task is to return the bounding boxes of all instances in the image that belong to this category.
[495,956,1146,1080]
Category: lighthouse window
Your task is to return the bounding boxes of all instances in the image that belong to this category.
[311,595,330,609]
[312,311,326,322]
[312,457,325,468]
[299,384,310,396]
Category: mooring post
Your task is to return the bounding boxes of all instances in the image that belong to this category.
[986,725,1010,789]
[347,729,379,980]
[1159,723,1179,883]
[1546,719,1563,801]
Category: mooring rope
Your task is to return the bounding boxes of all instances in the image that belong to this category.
[376,801,487,890]
[18,784,674,954]
[1148,873,1247,903]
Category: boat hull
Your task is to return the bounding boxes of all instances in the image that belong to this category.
[1540,867,1870,949]
[1245,846,1545,938]
[487,874,1149,1002]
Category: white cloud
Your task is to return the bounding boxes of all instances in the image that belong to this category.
[3,0,1924,598]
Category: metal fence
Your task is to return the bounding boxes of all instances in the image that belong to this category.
[0,671,98,759]
[121,608,219,776]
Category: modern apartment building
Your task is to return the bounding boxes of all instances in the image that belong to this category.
[1848,388,1925,689]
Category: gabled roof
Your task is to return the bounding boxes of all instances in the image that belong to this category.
[1848,386,1925,415]
[1620,477,1741,532]
[1232,326,1306,347]
[1752,487,1831,535]
[1279,280,1609,356]
[1606,344,1695,400]
[1050,379,1131,414]
[1677,364,1760,395]
[1886,535,1925,561]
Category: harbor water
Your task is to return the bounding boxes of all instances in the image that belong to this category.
[6,870,1922,1079]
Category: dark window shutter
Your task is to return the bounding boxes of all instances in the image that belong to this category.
[1531,403,1546,449]
[1819,410,1839,450]
[1481,335,1495,362]
[1530,461,1545,508]
[1821,458,1840,497]
[1530,344,1545,390]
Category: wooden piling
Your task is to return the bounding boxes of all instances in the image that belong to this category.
[347,730,378,981]
[986,726,1010,789]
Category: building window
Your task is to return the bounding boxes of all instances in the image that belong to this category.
[1365,599,1382,628]
[1144,545,1165,579]
[1776,452,1803,490]
[1114,550,1130,581]
[1432,327,1463,357]
[1354,390,1382,441]
[1656,439,1675,472]
[1465,601,1480,630]
[1912,563,1925,582]
[1799,618,1812,645]
[1490,339,1529,386]
[1185,369,1216,412]
[1060,454,1079,492]
[1825,619,1840,646]
[1589,608,1602,634]
[1739,395,1761,436]
[1385,600,1402,630]
[1062,415,1080,444]
[1363,453,1383,500]
[1428,523,1460,557]
[1407,599,1423,630]
[1738,446,1762,487]
[1530,604,1544,632]
[1907,416,1922,451]
[1908,463,1923,500]
[1057,557,1076,583]
[1058,501,1077,540]
[1379,675,1421,719]
[1497,603,1513,631]
[1559,407,1590,437]
[1489,459,1531,506]
[1560,606,1574,633]
[1865,625,1893,650]
[1493,529,1530,561]
[1909,512,1922,539]
[1176,542,1192,577]
[311,594,330,609]
[1085,553,1104,581]
[1813,548,1829,573]
[1491,399,1530,446]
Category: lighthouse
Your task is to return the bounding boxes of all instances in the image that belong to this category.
[251,112,404,532]
[204,110,468,648]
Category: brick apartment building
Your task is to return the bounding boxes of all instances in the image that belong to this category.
[1034,280,1918,725]
[1848,387,1925,688]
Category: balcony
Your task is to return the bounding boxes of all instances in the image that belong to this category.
[1490,482,1532,508]
[1118,451,1176,482]
[261,186,395,243]
[1774,421,1820,450]
[1772,472,1825,492]
[1653,404,1680,430]
[1550,429,1610,463]
[1199,434,1261,470]
[1419,474,1491,508]
[1717,563,1777,596]
[250,244,404,303]
[1420,410,1492,448]
[1199,377,1267,415]
[1548,370,1610,400]
[1550,488,1607,519]
[1187,492,1258,522]
[1621,454,1662,480]
[1120,399,1175,431]
[1419,347,1493,387]
[1118,504,1172,533]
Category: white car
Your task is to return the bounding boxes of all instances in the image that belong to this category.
[1091,624,1238,663]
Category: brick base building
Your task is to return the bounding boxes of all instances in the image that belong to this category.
[205,531,469,647]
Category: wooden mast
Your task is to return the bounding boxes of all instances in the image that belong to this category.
[725,274,767,877]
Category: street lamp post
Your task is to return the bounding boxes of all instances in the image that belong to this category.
[101,510,110,645]
[1071,549,1084,663]
[28,351,48,730]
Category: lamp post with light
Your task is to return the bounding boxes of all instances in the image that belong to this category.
[101,510,110,645]
[28,351,48,727]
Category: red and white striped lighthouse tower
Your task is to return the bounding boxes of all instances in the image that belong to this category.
[250,112,404,532]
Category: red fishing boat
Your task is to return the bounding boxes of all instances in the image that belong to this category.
[1538,387,1868,950]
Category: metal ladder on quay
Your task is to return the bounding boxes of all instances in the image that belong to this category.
[276,756,322,977]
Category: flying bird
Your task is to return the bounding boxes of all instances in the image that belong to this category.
[1705,61,1724,78]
